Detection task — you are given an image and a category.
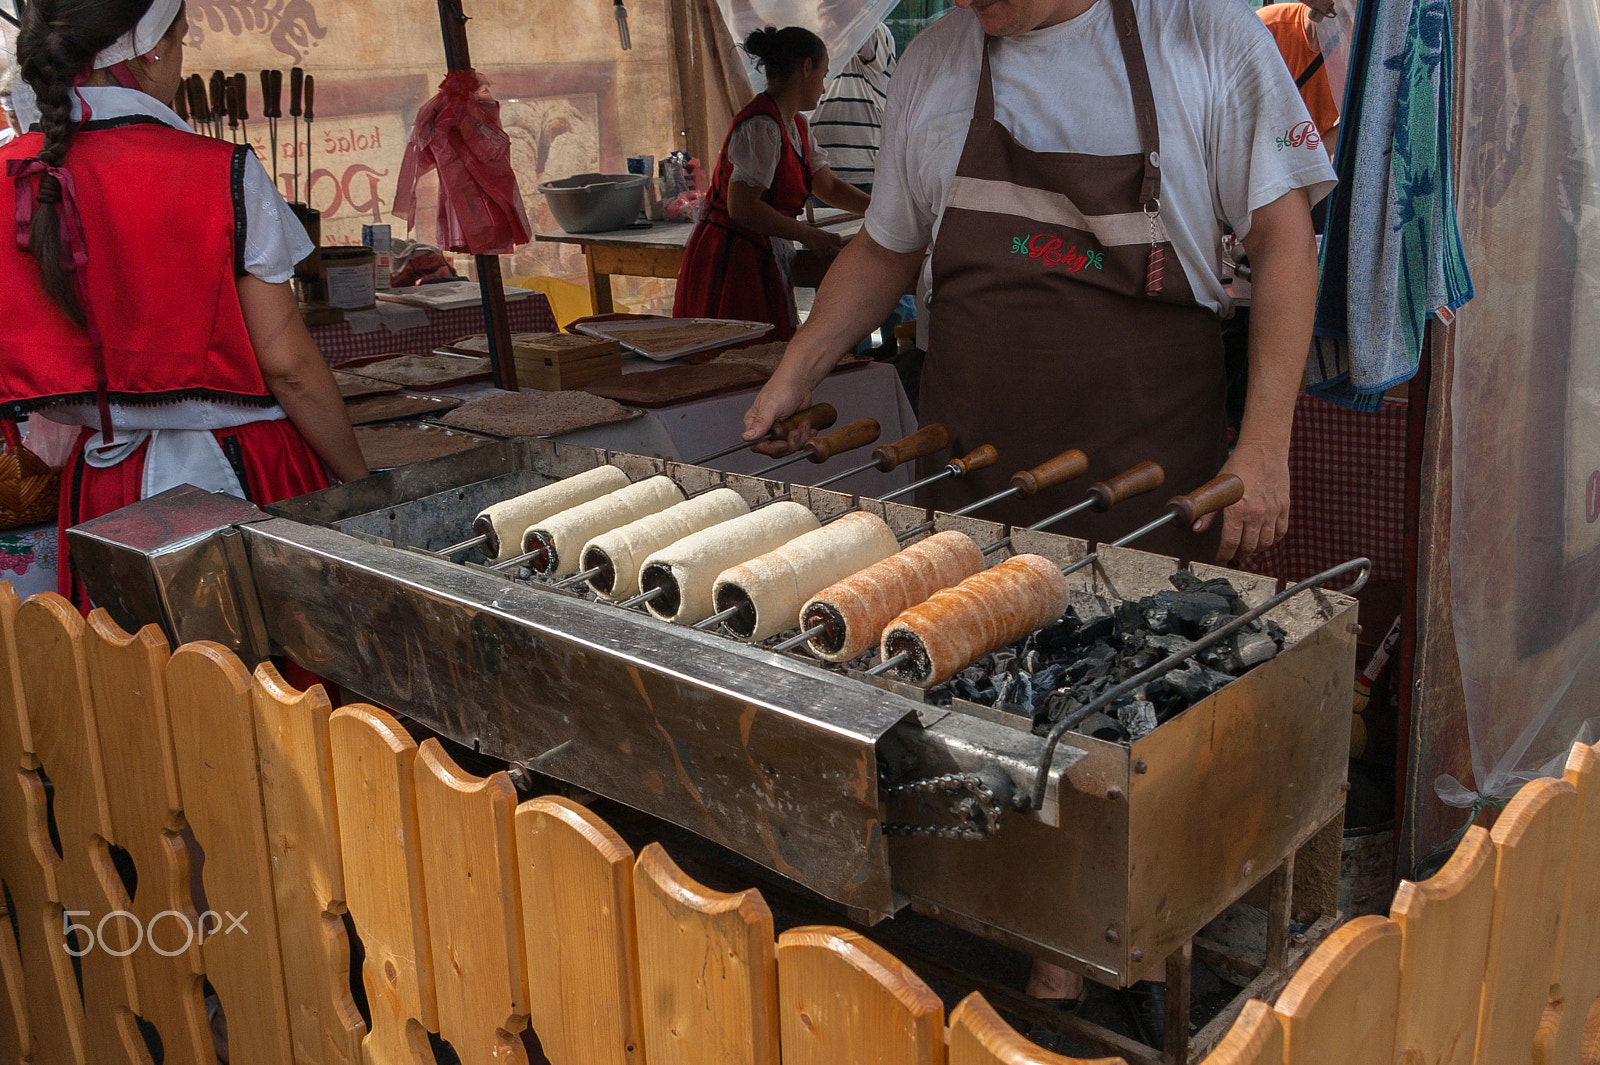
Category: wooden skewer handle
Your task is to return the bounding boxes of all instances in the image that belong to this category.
[873,423,948,471]
[209,71,226,116]
[1009,449,1089,497]
[303,74,314,123]
[233,74,250,121]
[949,444,999,476]
[269,69,283,117]
[805,418,881,463]
[1166,473,1245,526]
[772,403,837,438]
[289,67,304,116]
[1088,461,1165,511]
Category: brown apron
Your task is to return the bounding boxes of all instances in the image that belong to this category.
[917,0,1226,560]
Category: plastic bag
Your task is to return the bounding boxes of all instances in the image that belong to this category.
[394,69,531,256]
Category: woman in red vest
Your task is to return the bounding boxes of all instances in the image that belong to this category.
[2,0,367,607]
[673,26,872,340]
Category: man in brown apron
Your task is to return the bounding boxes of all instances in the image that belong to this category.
[743,0,1330,565]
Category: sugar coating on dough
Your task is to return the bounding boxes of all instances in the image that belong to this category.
[582,488,751,601]
[801,530,985,662]
[523,476,685,576]
[477,464,629,559]
[713,512,900,642]
[640,500,820,623]
[880,553,1071,688]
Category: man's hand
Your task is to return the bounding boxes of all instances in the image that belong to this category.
[1305,0,1336,21]
[1196,441,1290,562]
[742,372,814,456]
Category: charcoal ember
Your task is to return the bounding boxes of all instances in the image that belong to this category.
[1199,609,1232,634]
[1035,617,1079,654]
[1067,591,1117,644]
[955,675,989,703]
[1149,590,1234,635]
[1117,699,1159,740]
[1034,662,1069,693]
[1139,598,1177,636]
[1170,571,1245,604]
[1217,630,1280,673]
[1077,712,1127,743]
[1266,620,1288,645]
[1046,689,1087,724]
[1024,650,1042,673]
[1072,644,1118,684]
[992,672,1015,706]
[1149,634,1190,656]
[1148,660,1235,706]
[1110,599,1142,639]
[1122,650,1158,674]
[1003,673,1034,714]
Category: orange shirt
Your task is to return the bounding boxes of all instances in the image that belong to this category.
[1258,3,1339,139]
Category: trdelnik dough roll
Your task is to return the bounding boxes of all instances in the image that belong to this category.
[475,464,629,560]
[712,512,901,642]
[522,475,684,576]
[879,554,1071,688]
[581,488,750,601]
[801,530,986,663]
[638,501,819,624]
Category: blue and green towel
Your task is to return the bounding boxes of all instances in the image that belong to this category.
[1309,0,1474,410]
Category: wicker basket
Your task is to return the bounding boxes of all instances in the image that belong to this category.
[0,443,62,530]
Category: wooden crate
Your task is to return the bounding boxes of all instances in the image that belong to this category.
[514,334,624,391]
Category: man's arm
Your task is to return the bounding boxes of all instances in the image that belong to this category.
[742,230,923,452]
[1196,186,1317,561]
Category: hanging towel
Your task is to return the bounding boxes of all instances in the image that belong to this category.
[1309,0,1473,410]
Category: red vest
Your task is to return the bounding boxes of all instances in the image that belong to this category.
[0,118,272,420]
[701,93,814,239]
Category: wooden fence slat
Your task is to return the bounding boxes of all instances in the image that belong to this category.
[329,705,438,1065]
[167,642,296,1065]
[516,794,643,1065]
[414,738,530,1063]
[0,879,25,1063]
[83,611,211,1065]
[1275,914,1403,1065]
[633,841,778,1065]
[1535,742,1600,1065]
[776,925,944,1065]
[16,593,137,1062]
[946,992,1125,1065]
[0,583,66,1065]
[1474,776,1579,1065]
[253,662,367,1064]
[1198,1000,1283,1065]
[1391,825,1496,1065]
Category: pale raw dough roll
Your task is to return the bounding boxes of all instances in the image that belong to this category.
[476,465,629,560]
[639,501,820,624]
[713,512,901,642]
[801,530,985,663]
[523,476,685,576]
[880,554,1071,688]
[582,489,750,601]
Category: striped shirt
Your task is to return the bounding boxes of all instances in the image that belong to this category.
[808,23,896,188]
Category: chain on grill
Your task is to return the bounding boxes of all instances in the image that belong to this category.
[880,771,1009,841]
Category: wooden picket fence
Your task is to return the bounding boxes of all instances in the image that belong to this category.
[0,581,1596,1065]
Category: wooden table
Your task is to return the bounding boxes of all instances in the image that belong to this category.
[535,210,862,314]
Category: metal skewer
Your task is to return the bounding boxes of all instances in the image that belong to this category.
[877,445,999,503]
[810,424,948,490]
[289,67,304,203]
[773,461,1164,655]
[750,417,881,478]
[896,448,1089,542]
[868,472,1244,677]
[690,404,838,466]
[619,586,665,609]
[263,70,281,188]
[303,74,315,201]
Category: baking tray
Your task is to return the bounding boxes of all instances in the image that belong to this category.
[423,391,645,439]
[332,370,404,400]
[353,422,495,472]
[581,361,766,407]
[343,391,464,426]
[572,317,774,361]
[340,352,492,391]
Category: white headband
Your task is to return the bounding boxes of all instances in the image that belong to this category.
[92,0,184,69]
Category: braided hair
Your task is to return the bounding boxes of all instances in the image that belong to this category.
[15,0,174,324]
[742,26,826,86]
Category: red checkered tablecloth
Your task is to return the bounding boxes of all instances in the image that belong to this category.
[310,293,556,366]
[1243,393,1409,583]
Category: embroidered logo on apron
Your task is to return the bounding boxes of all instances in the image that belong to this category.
[1010,234,1105,272]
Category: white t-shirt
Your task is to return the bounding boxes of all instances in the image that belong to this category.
[867,0,1337,340]
[727,112,829,190]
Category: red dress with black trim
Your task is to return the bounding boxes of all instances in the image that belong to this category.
[672,94,813,339]
[0,118,329,606]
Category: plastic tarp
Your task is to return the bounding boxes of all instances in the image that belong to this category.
[717,0,898,83]
[1448,0,1600,804]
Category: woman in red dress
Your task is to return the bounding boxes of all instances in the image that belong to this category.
[3,0,367,607]
[673,26,872,340]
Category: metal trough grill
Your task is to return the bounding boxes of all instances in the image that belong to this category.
[71,437,1358,985]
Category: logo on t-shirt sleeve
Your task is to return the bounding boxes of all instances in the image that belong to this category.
[1275,121,1322,151]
